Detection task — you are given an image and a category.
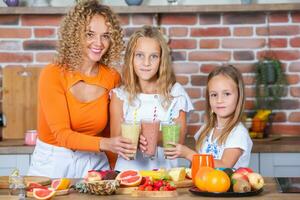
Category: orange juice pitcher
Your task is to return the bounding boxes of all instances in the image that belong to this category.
[191,154,215,183]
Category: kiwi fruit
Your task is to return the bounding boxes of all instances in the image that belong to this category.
[223,168,234,178]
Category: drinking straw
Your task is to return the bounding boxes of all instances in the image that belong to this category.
[169,108,173,124]
[153,106,157,122]
[133,109,137,124]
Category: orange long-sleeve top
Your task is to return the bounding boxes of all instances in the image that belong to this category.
[38,63,120,153]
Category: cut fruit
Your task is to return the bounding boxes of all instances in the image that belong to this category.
[26,182,48,192]
[32,188,56,200]
[168,168,186,182]
[139,170,170,180]
[185,168,192,179]
[116,170,142,187]
[85,170,102,182]
[51,178,71,190]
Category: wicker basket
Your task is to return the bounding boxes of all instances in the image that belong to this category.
[86,180,120,195]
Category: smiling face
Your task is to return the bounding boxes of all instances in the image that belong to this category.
[83,14,110,68]
[133,37,161,83]
[208,74,239,124]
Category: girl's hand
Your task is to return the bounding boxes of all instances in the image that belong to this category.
[100,137,136,160]
[139,134,147,152]
[164,142,193,160]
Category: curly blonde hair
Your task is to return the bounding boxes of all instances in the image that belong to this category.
[196,65,245,151]
[122,25,176,109]
[55,0,124,70]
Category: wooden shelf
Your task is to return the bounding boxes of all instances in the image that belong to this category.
[0,3,299,14]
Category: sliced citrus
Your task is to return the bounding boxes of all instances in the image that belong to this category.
[27,182,48,192]
[32,188,56,200]
[116,170,142,187]
[51,178,71,190]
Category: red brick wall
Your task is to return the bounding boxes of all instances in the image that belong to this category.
[0,12,299,136]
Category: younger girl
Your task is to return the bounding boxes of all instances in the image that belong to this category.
[110,26,194,170]
[165,65,252,168]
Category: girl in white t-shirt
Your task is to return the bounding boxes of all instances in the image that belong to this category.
[165,65,252,169]
[110,26,194,171]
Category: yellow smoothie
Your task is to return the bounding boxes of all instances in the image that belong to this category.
[121,121,140,160]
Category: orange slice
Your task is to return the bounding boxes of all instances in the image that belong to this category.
[51,178,71,190]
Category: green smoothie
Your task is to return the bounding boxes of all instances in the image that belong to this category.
[162,123,180,148]
[121,121,140,160]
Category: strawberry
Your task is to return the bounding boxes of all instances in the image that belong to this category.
[144,185,153,191]
[160,186,169,191]
[167,186,176,191]
[141,177,153,187]
[138,185,145,191]
[153,180,163,188]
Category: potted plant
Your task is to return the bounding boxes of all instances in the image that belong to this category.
[251,57,287,138]
[255,57,286,110]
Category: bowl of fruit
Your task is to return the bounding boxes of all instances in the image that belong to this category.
[72,170,120,195]
[189,167,264,197]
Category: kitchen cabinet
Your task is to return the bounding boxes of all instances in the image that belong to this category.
[259,153,300,177]
[249,153,259,172]
[0,155,31,176]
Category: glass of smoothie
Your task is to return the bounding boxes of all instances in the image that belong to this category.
[161,122,180,159]
[121,121,140,160]
[141,119,160,160]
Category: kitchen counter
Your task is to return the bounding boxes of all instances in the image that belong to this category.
[0,136,300,154]
[0,140,34,154]
[0,178,299,200]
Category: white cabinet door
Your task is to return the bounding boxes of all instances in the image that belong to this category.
[0,155,30,176]
[249,153,259,172]
[260,153,300,177]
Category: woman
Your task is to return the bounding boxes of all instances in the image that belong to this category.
[28,0,136,178]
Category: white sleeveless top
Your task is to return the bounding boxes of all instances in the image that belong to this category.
[194,122,253,169]
[113,82,194,170]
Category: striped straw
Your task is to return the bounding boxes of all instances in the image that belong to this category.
[133,109,137,124]
[169,108,173,124]
[153,106,157,122]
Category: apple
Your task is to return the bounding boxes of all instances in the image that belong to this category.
[86,170,102,181]
[232,178,251,193]
[235,167,253,176]
[247,172,264,190]
[231,172,249,181]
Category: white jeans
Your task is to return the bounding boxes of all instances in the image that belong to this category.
[28,139,109,178]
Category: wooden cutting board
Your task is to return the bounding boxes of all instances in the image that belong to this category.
[116,186,137,195]
[2,66,42,139]
[0,176,50,189]
[174,179,193,188]
[131,190,178,197]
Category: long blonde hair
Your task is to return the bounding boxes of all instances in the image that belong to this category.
[122,25,176,108]
[55,0,124,70]
[196,65,245,151]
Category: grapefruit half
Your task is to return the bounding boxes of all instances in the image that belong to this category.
[32,188,56,200]
[116,170,142,187]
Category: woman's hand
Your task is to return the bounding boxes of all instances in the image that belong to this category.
[139,134,147,152]
[100,136,137,160]
[164,142,196,161]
